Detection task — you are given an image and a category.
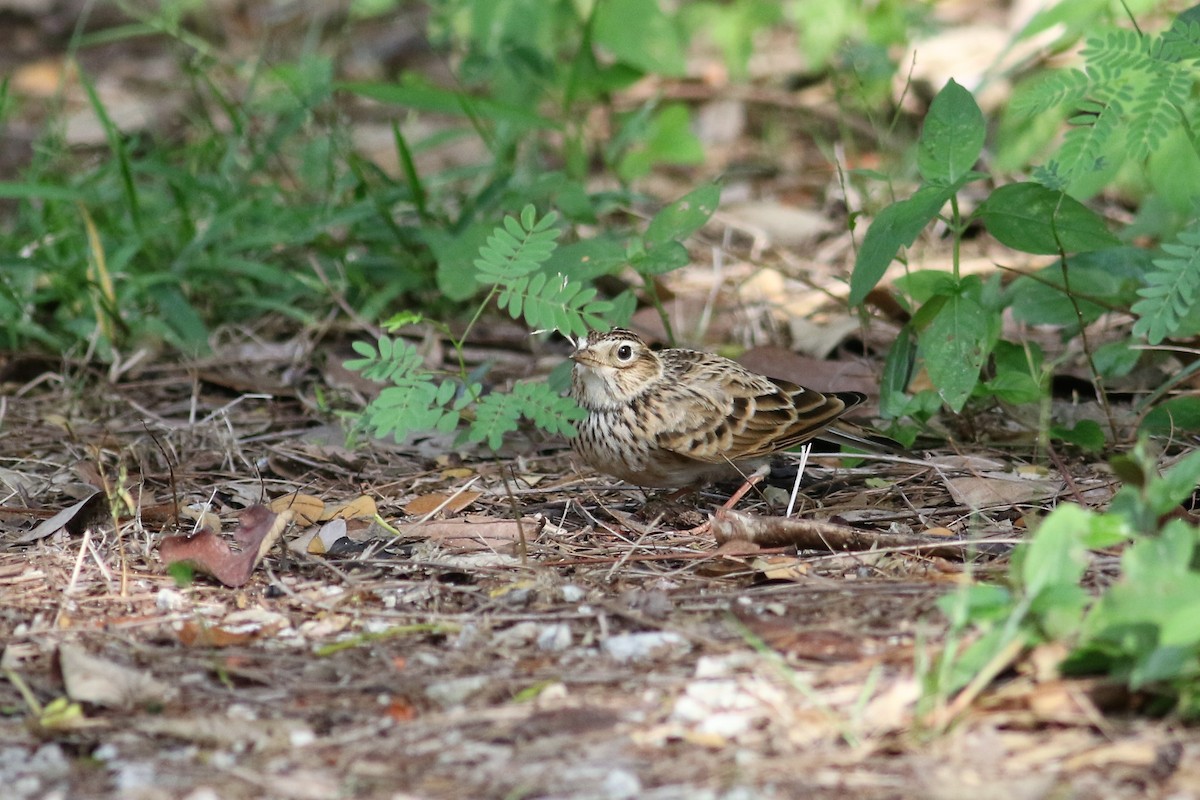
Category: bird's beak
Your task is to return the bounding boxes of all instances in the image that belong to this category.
[570,340,594,364]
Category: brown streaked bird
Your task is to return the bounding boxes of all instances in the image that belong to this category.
[569,327,889,489]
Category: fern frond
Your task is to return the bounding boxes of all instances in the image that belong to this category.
[474,205,561,285]
[495,272,616,337]
[511,381,587,437]
[1011,68,1089,118]
[1127,67,1191,160]
[1131,229,1200,344]
[1081,30,1149,73]
[467,381,586,450]
[365,379,461,442]
[1158,19,1200,61]
[344,335,426,384]
[1051,99,1123,185]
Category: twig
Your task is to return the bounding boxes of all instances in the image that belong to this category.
[711,509,1012,560]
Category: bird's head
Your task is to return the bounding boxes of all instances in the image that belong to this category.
[569,328,662,409]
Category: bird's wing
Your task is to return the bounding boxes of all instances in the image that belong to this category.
[652,352,865,463]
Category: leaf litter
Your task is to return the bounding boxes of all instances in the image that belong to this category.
[0,328,1193,800]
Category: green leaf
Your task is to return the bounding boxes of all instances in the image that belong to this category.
[892,270,959,305]
[341,79,558,130]
[978,183,1120,254]
[1018,504,1096,598]
[879,326,917,418]
[593,0,687,76]
[644,182,722,249]
[985,370,1043,405]
[542,237,628,282]
[1147,449,1200,515]
[630,241,690,276]
[1050,420,1107,451]
[1141,396,1200,436]
[849,182,959,306]
[615,104,705,180]
[921,289,994,412]
[1131,228,1200,345]
[1091,340,1141,379]
[425,223,494,302]
[918,79,986,186]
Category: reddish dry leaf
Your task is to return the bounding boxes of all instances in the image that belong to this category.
[159,505,292,587]
[176,614,285,647]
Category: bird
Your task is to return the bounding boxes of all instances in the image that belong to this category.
[568,327,891,489]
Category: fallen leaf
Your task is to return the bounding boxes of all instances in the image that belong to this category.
[404,490,481,516]
[751,555,809,581]
[159,505,292,587]
[59,643,174,708]
[269,493,325,526]
[411,514,544,552]
[18,491,106,543]
[307,518,347,555]
[177,608,290,647]
[323,495,377,521]
[944,474,1064,509]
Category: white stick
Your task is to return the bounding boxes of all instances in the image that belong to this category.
[785,443,813,518]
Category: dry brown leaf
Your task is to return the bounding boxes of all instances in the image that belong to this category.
[323,495,378,521]
[440,467,475,479]
[159,505,292,587]
[176,609,288,647]
[751,554,809,581]
[403,490,481,516]
[269,493,325,526]
[412,514,543,552]
[943,474,1064,509]
[18,491,106,543]
[59,643,174,708]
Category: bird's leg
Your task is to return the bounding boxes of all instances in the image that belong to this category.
[719,463,772,510]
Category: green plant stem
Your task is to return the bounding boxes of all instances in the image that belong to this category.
[641,277,676,346]
[949,194,963,281]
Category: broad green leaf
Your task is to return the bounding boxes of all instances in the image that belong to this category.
[918,79,986,186]
[985,370,1043,404]
[892,270,959,304]
[849,182,958,306]
[1141,395,1200,436]
[979,183,1120,254]
[644,182,722,249]
[616,104,704,181]
[542,237,627,282]
[1092,339,1141,378]
[1019,504,1095,597]
[1146,449,1200,514]
[630,241,690,276]
[425,224,493,302]
[1050,420,1107,451]
[921,290,994,412]
[593,0,687,76]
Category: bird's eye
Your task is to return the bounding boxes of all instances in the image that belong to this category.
[616,344,633,361]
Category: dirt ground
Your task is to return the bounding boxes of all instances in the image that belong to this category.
[3,333,1198,800]
[3,3,1200,799]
